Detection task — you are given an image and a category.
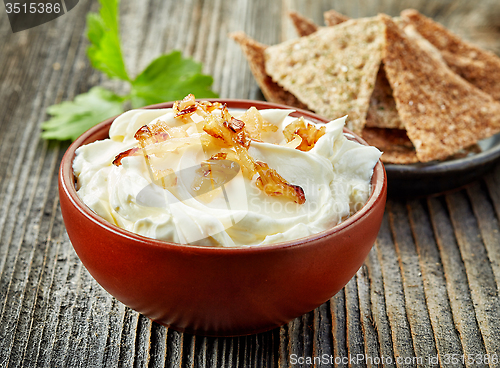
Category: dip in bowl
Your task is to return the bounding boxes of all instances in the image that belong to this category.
[59,98,387,336]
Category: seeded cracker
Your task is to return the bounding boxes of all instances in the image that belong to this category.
[361,127,480,164]
[402,9,500,101]
[361,127,418,164]
[230,32,308,109]
[323,9,350,27]
[364,20,444,131]
[288,11,319,37]
[365,65,404,129]
[268,10,411,163]
[280,12,404,132]
[322,11,405,131]
[264,16,386,135]
[381,15,500,162]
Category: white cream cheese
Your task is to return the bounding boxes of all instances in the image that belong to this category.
[73,107,381,247]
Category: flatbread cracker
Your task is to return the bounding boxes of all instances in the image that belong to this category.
[322,10,404,130]
[362,127,480,164]
[265,16,386,135]
[230,32,308,109]
[323,9,350,27]
[381,14,500,162]
[361,127,418,164]
[401,9,500,101]
[288,11,319,37]
[365,65,404,129]
[365,23,443,130]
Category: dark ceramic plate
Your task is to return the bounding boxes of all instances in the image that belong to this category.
[385,133,500,197]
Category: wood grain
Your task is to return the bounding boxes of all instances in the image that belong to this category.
[407,199,464,368]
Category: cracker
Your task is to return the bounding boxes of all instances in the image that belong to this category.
[361,127,418,164]
[400,22,446,63]
[264,16,386,135]
[365,23,443,130]
[288,11,319,37]
[381,15,500,162]
[401,9,500,101]
[323,9,350,27]
[361,127,481,164]
[230,32,308,109]
[322,11,404,130]
[365,65,404,129]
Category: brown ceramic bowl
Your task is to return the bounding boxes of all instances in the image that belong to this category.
[59,99,387,336]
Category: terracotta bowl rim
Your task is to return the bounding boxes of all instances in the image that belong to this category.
[59,98,387,254]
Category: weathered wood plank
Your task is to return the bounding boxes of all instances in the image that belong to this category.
[182,333,196,368]
[116,307,140,368]
[63,269,94,368]
[0,4,98,367]
[302,311,314,364]
[133,314,152,368]
[0,138,50,366]
[356,264,382,368]
[193,335,207,368]
[484,164,500,221]
[345,277,366,368]
[312,302,333,367]
[363,248,396,368]
[45,239,84,368]
[330,289,347,368]
[0,25,56,285]
[374,211,416,367]
[242,335,254,367]
[466,182,500,289]
[166,328,183,368]
[228,337,241,367]
[196,0,224,77]
[278,325,289,367]
[427,196,488,367]
[27,226,69,368]
[388,200,438,365]
[20,192,64,367]
[100,298,127,368]
[204,336,218,368]
[149,323,168,368]
[406,198,464,367]
[286,312,309,367]
[445,191,500,366]
[4,143,59,368]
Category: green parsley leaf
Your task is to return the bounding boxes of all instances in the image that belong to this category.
[86,0,129,81]
[41,0,219,141]
[130,51,218,108]
[41,87,125,141]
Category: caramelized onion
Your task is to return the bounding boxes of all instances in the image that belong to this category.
[283,117,326,151]
[112,148,141,166]
[118,96,307,204]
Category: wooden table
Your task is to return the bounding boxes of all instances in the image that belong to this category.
[1,0,500,366]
